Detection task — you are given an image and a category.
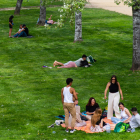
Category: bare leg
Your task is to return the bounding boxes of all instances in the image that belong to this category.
[53,61,64,67]
[9,28,12,36]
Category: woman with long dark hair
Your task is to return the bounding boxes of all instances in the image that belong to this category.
[9,15,14,37]
[86,97,99,120]
[90,108,104,132]
[104,75,123,119]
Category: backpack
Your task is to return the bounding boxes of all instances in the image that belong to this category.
[87,55,96,63]
[114,122,130,132]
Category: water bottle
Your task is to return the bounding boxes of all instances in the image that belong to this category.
[131,128,135,133]
[106,124,111,133]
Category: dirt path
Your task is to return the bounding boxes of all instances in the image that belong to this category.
[85,0,132,16]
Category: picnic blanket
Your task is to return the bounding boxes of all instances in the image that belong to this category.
[61,118,115,133]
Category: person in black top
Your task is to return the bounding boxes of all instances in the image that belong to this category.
[12,24,29,38]
[86,97,99,120]
[9,15,14,37]
[104,75,123,119]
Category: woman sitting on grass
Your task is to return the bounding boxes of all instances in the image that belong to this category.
[86,97,100,120]
[90,108,104,132]
[111,102,132,124]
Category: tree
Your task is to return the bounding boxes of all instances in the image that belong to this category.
[38,0,46,25]
[74,12,83,42]
[41,0,86,41]
[14,0,23,15]
[115,0,140,71]
[58,0,86,42]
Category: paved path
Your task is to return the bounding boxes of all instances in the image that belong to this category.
[85,0,132,16]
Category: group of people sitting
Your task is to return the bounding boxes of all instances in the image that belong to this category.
[61,78,140,133]
[68,97,140,133]
[53,54,91,68]
[12,24,29,38]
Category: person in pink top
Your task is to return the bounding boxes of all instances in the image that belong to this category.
[47,15,55,24]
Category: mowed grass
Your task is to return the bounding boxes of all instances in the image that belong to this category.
[0,6,140,140]
[0,0,63,8]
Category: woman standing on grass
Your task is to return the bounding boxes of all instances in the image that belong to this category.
[9,15,14,37]
[104,75,123,119]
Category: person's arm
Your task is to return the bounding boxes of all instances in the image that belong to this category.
[9,22,13,26]
[18,28,25,34]
[104,82,110,99]
[75,64,77,67]
[100,119,104,128]
[123,109,132,123]
[118,82,123,100]
[71,88,78,100]
[61,88,64,104]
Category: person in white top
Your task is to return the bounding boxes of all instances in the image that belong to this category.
[129,107,140,128]
[111,102,132,124]
[61,78,78,133]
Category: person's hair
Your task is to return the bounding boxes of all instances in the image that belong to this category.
[9,15,14,20]
[19,24,22,27]
[131,107,137,112]
[82,54,87,58]
[110,75,118,84]
[66,78,73,85]
[86,97,98,106]
[22,24,26,27]
[118,102,124,106]
[91,108,102,127]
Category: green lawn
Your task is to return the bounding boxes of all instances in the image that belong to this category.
[0,5,140,140]
[0,0,63,8]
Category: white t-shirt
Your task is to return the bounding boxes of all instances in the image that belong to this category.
[18,28,24,32]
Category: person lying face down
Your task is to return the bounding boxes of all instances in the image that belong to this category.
[53,54,88,68]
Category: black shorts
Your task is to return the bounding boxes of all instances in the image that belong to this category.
[9,24,12,28]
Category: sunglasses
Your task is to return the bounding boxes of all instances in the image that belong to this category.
[112,79,115,80]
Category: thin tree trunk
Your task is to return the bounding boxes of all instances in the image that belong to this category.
[131,6,140,70]
[14,0,23,15]
[74,12,83,42]
[38,0,46,26]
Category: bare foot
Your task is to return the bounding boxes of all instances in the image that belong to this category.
[53,60,57,67]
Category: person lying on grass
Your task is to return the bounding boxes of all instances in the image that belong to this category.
[47,15,56,24]
[53,54,89,68]
[111,102,131,124]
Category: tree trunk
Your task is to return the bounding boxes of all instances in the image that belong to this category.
[38,0,46,26]
[131,6,140,70]
[14,0,23,15]
[74,12,83,42]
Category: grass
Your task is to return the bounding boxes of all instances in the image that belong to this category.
[0,4,140,140]
[0,0,63,8]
